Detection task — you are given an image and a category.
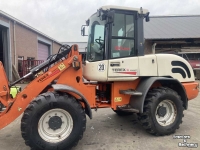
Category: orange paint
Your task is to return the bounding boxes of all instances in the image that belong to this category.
[111,79,140,110]
[0,44,199,131]
[0,45,97,129]
[0,62,11,107]
[182,82,199,100]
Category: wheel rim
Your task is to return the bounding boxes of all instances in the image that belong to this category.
[155,100,177,126]
[38,109,73,143]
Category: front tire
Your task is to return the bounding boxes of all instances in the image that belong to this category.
[21,92,86,150]
[138,87,184,136]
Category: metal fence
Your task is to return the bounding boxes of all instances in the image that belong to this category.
[18,60,44,77]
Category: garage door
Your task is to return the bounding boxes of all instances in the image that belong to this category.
[38,42,49,60]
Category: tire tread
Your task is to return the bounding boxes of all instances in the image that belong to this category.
[21,92,86,150]
[138,87,184,136]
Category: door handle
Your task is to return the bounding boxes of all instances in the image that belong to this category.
[110,62,120,67]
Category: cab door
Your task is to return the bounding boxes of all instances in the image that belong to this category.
[82,15,108,82]
[107,12,139,81]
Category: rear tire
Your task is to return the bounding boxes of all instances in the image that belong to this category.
[21,92,86,150]
[138,87,184,136]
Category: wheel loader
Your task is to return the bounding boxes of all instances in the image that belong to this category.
[0,5,199,150]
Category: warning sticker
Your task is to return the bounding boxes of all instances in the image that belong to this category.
[58,63,66,71]
[114,97,122,102]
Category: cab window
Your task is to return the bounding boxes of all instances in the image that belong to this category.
[111,13,136,58]
[87,20,105,62]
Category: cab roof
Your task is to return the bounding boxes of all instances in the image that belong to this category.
[100,5,149,14]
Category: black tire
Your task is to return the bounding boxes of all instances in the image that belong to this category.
[21,92,86,150]
[113,109,133,116]
[138,87,184,136]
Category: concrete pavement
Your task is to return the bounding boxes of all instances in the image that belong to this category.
[0,85,199,150]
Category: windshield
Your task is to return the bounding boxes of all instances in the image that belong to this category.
[87,13,106,62]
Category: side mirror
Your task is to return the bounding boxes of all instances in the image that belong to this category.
[145,12,150,22]
[145,16,150,22]
[81,25,88,36]
[86,19,89,26]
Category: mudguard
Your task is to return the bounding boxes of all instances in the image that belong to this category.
[129,77,188,113]
[52,84,92,119]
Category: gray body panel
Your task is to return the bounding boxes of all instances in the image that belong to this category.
[129,77,188,113]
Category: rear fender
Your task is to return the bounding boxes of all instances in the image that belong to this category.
[51,84,92,119]
[129,77,188,113]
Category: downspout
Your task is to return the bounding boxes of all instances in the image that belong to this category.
[13,21,17,66]
[152,43,157,54]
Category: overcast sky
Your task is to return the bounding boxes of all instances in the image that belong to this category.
[0,0,200,42]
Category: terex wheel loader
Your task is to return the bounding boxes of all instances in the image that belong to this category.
[0,5,199,150]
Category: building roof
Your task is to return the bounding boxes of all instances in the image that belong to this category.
[63,15,200,48]
[144,15,200,40]
[0,10,62,45]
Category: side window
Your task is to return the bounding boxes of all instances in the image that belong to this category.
[112,14,125,37]
[87,23,105,61]
[111,13,135,58]
[94,25,104,42]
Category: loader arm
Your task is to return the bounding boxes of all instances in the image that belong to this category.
[0,45,82,129]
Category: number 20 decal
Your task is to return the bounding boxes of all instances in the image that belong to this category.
[98,63,106,72]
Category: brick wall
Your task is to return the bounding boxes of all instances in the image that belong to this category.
[0,13,63,81]
[0,15,9,23]
[53,42,61,54]
[15,23,38,59]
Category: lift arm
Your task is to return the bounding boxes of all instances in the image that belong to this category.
[0,45,81,129]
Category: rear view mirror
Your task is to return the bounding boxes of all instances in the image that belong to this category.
[86,19,89,26]
[146,17,150,22]
[145,12,150,22]
[81,25,88,36]
[145,16,150,22]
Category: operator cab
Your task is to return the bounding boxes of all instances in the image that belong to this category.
[81,5,150,81]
